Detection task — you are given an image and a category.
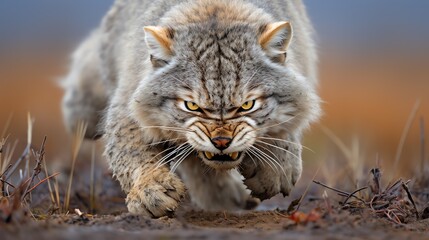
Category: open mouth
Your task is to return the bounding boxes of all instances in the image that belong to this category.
[203,151,241,162]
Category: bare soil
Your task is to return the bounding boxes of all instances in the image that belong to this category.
[2,169,429,240]
[2,205,429,240]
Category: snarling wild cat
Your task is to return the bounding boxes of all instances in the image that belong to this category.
[62,0,321,217]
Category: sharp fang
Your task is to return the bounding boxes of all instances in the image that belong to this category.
[230,152,239,160]
[204,151,213,159]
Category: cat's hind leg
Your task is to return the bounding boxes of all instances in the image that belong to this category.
[61,31,108,139]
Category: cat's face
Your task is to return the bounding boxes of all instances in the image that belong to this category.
[132,22,320,170]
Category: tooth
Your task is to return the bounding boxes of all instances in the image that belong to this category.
[204,151,213,159]
[230,152,239,160]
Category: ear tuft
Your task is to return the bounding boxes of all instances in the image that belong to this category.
[144,26,174,66]
[259,21,293,63]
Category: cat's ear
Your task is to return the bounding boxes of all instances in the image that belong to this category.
[258,21,293,64]
[144,26,174,67]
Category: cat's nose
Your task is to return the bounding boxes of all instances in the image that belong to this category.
[211,136,232,150]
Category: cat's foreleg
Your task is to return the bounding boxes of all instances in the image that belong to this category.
[104,106,186,217]
[240,135,302,200]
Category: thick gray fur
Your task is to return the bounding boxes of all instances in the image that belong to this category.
[61,0,320,217]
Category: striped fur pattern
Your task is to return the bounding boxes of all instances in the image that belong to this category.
[61,0,320,217]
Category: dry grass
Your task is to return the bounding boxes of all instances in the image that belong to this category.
[0,116,89,222]
[319,126,365,188]
[0,114,52,223]
[311,101,429,224]
[64,121,87,212]
[392,100,421,178]
[90,143,96,213]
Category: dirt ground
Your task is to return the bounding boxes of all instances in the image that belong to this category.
[2,202,429,240]
[1,160,429,240]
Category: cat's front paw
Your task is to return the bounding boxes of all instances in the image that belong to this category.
[126,169,186,218]
[240,160,300,200]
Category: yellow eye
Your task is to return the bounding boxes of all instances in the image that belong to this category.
[241,100,255,111]
[185,101,200,111]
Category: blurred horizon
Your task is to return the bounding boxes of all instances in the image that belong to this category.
[1,1,428,178]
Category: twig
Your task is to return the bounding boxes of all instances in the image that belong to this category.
[0,138,5,172]
[313,180,366,204]
[385,209,402,224]
[1,163,13,196]
[313,180,350,196]
[370,168,381,195]
[6,113,34,181]
[21,136,46,201]
[342,186,368,206]
[291,166,320,213]
[313,180,365,203]
[384,178,403,194]
[25,172,60,195]
[402,182,419,219]
[0,178,16,189]
[369,195,377,211]
[0,164,12,179]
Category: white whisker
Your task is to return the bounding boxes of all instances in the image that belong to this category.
[155,142,189,168]
[170,146,194,173]
[253,115,298,132]
[170,150,193,173]
[147,145,178,167]
[246,149,266,168]
[250,145,285,175]
[256,136,313,152]
[156,144,191,169]
[143,137,186,147]
[244,151,258,167]
[248,147,276,173]
[255,140,300,162]
[252,144,286,176]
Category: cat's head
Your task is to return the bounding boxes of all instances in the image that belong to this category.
[132,21,320,170]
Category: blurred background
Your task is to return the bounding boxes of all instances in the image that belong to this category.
[1,0,428,185]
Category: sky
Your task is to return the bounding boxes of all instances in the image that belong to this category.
[0,1,428,54]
